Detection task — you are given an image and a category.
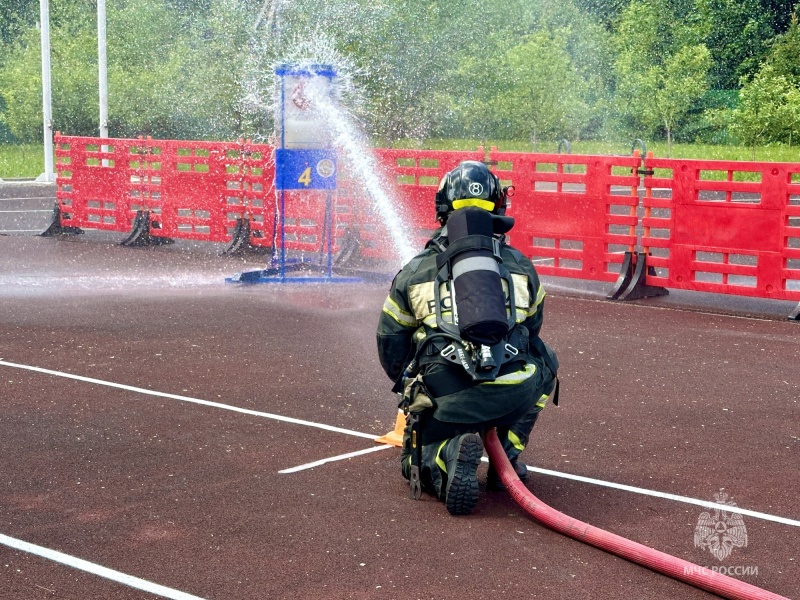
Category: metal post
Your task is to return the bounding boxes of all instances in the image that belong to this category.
[38,0,54,182]
[98,0,108,139]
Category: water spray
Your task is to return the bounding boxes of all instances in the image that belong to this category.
[230,58,414,283]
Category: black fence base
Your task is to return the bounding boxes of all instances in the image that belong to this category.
[607,251,668,301]
[607,251,635,300]
[40,203,84,237]
[222,218,271,256]
[789,303,800,322]
[120,210,174,247]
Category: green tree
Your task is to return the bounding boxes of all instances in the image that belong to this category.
[0,0,37,46]
[767,8,800,83]
[730,65,798,155]
[695,0,785,90]
[451,31,589,145]
[0,24,98,141]
[613,0,711,153]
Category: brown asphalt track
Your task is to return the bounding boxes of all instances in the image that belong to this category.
[0,232,798,600]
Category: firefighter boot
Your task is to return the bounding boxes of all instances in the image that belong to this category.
[440,433,483,516]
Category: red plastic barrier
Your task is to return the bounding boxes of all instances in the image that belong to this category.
[151,140,233,243]
[231,142,276,249]
[55,136,152,233]
[54,135,483,261]
[56,135,800,308]
[54,134,275,247]
[489,149,641,283]
[640,155,800,301]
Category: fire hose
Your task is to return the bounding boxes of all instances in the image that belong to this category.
[483,428,789,600]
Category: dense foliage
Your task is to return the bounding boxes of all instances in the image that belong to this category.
[1,0,798,153]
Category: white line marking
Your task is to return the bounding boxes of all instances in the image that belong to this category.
[479,457,800,527]
[0,197,55,201]
[2,359,798,527]
[0,360,377,441]
[280,445,394,473]
[0,209,51,213]
[0,533,205,600]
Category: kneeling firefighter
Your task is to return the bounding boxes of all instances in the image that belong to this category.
[376,160,559,516]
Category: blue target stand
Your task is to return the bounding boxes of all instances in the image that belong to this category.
[228,64,361,284]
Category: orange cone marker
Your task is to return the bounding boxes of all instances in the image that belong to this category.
[374,409,406,447]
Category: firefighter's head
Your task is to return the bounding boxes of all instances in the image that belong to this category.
[435,161,507,224]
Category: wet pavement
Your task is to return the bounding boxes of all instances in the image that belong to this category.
[0,221,798,599]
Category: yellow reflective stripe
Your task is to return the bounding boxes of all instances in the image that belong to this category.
[536,393,549,408]
[435,440,449,473]
[508,430,525,452]
[382,297,418,327]
[452,198,495,211]
[535,284,546,307]
[510,273,532,321]
[519,283,546,320]
[483,363,536,385]
[422,314,438,327]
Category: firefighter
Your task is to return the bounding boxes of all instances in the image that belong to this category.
[376,160,559,516]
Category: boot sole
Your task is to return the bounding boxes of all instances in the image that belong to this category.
[445,434,483,516]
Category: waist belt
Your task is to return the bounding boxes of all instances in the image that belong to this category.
[422,360,526,397]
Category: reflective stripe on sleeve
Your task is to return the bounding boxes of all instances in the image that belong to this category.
[535,284,546,307]
[382,297,419,327]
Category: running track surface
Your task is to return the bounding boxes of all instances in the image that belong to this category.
[1,234,798,600]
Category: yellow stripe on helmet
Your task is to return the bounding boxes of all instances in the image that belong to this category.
[451,198,495,211]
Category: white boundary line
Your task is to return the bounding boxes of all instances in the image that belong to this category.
[279,445,394,473]
[2,359,799,528]
[479,458,800,527]
[0,533,205,600]
[0,196,56,201]
[0,360,377,441]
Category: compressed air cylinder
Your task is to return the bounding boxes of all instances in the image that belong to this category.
[446,206,509,345]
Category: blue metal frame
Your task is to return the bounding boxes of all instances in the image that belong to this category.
[228,64,364,284]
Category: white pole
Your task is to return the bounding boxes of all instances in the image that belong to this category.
[39,0,54,182]
[98,0,108,139]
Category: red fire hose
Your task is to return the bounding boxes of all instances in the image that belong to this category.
[483,428,789,600]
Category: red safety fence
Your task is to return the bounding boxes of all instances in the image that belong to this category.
[52,134,800,314]
[489,149,641,283]
[53,135,480,260]
[55,134,274,245]
[639,155,800,302]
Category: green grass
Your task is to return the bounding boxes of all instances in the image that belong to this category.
[2,140,799,179]
[0,143,46,179]
[391,138,800,162]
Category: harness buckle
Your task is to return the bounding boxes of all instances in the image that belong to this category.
[440,344,457,362]
[504,343,519,356]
